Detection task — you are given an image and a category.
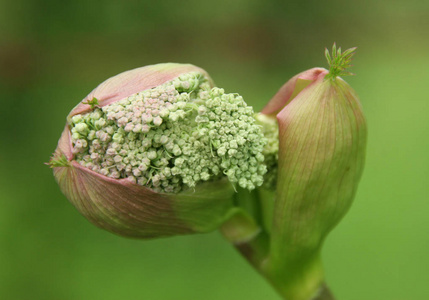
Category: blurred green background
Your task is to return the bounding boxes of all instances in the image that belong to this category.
[1,0,428,299]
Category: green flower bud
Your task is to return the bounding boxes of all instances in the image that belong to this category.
[260,47,367,299]
[49,63,266,239]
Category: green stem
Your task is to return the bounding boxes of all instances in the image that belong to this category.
[220,197,336,300]
[263,252,326,300]
[257,188,275,234]
[221,211,335,300]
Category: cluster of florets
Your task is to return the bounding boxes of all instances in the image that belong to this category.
[70,72,267,193]
[255,113,279,189]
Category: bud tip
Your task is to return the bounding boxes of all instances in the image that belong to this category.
[82,97,100,109]
[325,42,357,80]
[47,153,70,168]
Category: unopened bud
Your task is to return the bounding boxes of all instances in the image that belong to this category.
[261,46,367,299]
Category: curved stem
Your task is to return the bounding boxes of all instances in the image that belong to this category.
[220,203,336,300]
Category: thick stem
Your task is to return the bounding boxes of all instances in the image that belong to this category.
[268,279,336,300]
[262,252,326,300]
[220,205,336,300]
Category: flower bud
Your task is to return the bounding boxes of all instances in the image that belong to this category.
[261,47,367,298]
[49,63,267,238]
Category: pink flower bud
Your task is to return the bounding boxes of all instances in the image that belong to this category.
[261,47,367,299]
[49,63,266,238]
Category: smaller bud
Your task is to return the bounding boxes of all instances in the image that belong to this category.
[261,46,367,299]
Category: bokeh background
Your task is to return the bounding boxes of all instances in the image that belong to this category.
[1,0,428,299]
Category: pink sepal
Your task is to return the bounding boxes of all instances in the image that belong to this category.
[261,68,328,116]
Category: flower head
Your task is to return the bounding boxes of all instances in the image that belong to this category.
[50,63,266,238]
